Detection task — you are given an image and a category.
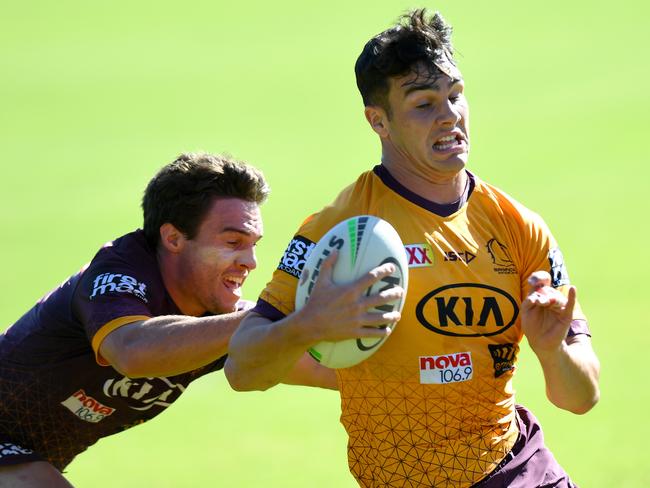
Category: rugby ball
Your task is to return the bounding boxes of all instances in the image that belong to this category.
[295,215,408,368]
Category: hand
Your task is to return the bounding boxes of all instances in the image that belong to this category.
[294,251,404,345]
[521,271,576,357]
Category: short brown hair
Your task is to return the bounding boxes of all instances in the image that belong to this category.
[142,153,270,248]
[355,8,456,113]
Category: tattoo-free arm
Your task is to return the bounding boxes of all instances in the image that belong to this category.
[99,310,247,378]
[534,333,600,414]
[225,255,402,391]
[522,272,600,414]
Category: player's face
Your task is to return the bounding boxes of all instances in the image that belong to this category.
[380,67,469,178]
[179,198,263,315]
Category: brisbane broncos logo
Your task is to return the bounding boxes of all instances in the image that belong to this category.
[486,238,515,271]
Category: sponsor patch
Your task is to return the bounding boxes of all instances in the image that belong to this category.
[416,283,519,337]
[0,443,34,459]
[486,238,517,274]
[405,243,434,267]
[419,352,473,384]
[548,248,570,287]
[90,273,148,302]
[443,250,476,264]
[488,343,518,378]
[103,376,185,411]
[61,389,116,423]
[277,235,316,278]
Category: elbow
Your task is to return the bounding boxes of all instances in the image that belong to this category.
[572,388,601,415]
[109,354,151,379]
[223,360,274,392]
[555,387,600,415]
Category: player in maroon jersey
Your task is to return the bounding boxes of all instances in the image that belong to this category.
[0,153,275,486]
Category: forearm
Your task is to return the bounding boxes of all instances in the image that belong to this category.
[101,311,247,378]
[534,335,600,414]
[225,312,318,391]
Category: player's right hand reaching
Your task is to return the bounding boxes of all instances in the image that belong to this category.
[294,251,404,344]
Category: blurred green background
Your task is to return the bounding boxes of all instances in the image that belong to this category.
[1,0,648,486]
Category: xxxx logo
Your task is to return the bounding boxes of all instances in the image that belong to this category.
[405,243,433,268]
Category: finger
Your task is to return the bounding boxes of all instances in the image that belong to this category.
[539,287,568,310]
[527,270,552,294]
[561,285,577,317]
[317,250,338,282]
[353,326,393,339]
[353,262,397,292]
[363,286,404,309]
[359,310,402,327]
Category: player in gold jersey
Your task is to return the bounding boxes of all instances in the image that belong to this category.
[225,9,600,487]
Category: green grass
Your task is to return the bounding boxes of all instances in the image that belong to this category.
[1,1,649,486]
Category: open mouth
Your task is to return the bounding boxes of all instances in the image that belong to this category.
[223,275,245,292]
[432,133,465,153]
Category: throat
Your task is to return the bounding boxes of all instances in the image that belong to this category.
[382,160,469,204]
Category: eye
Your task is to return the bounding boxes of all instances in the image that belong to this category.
[449,93,463,103]
[416,102,431,109]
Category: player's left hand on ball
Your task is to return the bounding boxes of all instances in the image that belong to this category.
[521,271,576,356]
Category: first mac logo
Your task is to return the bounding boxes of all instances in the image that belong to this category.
[416,283,519,337]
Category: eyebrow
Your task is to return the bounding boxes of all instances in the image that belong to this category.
[402,77,462,97]
[221,227,262,238]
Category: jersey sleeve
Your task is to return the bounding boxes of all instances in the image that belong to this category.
[515,208,590,336]
[254,195,363,321]
[73,264,155,365]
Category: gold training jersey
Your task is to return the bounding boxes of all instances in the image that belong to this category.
[257,166,587,487]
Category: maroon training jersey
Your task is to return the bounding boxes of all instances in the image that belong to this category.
[0,230,226,470]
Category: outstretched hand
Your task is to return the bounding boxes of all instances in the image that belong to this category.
[521,271,576,357]
[295,251,404,345]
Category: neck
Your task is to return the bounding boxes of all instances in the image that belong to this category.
[381,156,468,205]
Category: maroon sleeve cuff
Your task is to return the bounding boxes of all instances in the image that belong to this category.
[568,319,591,337]
[251,299,286,322]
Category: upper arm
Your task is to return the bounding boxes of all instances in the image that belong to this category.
[97,319,146,371]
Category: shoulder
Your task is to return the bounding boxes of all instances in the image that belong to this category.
[470,174,549,232]
[78,230,162,304]
[298,168,383,240]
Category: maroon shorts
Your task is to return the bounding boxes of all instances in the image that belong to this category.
[472,405,578,488]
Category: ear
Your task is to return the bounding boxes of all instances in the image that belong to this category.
[364,105,389,138]
[159,223,186,254]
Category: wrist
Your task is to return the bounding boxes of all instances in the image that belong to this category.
[532,340,569,365]
[282,307,322,349]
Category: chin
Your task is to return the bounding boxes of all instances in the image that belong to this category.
[431,158,466,175]
[211,298,239,315]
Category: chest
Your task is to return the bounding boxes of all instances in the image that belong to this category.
[375,201,525,355]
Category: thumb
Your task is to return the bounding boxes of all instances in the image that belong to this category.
[562,285,577,318]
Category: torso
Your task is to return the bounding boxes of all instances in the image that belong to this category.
[257,165,583,487]
[0,230,225,470]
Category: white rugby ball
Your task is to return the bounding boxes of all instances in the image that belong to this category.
[295,215,408,369]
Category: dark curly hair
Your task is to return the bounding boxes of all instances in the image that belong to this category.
[142,153,270,248]
[355,8,457,114]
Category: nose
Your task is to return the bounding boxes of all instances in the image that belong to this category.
[437,98,461,127]
[237,246,258,271]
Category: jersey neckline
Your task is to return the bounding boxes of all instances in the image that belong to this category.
[372,164,475,217]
